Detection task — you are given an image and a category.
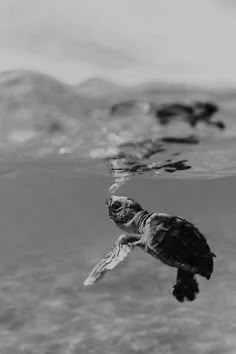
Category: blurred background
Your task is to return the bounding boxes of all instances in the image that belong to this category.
[1,0,236,86]
[0,1,236,354]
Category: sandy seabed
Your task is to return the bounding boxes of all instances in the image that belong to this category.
[0,169,235,354]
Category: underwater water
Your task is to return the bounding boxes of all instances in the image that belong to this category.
[0,71,236,353]
[0,171,235,354]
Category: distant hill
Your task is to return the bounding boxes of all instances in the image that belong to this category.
[76,77,123,97]
[0,69,234,148]
[0,70,100,141]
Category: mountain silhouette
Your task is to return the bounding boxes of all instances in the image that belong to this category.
[0,70,99,141]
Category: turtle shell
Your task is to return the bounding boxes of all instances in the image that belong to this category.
[146,213,214,278]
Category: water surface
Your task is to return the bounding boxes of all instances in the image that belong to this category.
[0,71,235,353]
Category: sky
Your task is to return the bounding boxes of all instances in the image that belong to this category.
[0,0,236,85]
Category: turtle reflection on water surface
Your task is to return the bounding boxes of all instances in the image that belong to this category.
[84,196,215,302]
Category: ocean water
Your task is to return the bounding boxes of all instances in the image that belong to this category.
[0,171,235,354]
[0,71,235,353]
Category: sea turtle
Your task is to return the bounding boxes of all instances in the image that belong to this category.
[84,196,215,302]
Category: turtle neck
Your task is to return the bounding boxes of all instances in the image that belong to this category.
[134,210,152,234]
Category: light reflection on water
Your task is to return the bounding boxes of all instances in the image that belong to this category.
[0,168,235,353]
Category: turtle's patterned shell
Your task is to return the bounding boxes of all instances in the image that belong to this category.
[144,213,214,278]
[149,214,211,254]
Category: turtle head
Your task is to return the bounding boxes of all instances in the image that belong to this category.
[106,195,143,231]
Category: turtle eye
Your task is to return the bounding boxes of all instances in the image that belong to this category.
[112,201,122,210]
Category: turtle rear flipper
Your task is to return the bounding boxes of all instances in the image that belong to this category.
[172,269,199,302]
[194,253,215,280]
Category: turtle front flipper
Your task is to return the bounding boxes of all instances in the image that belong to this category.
[84,234,139,286]
[172,269,199,302]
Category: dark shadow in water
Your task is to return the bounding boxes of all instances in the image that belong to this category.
[108,157,191,176]
[161,135,199,144]
[156,101,224,130]
[105,99,226,179]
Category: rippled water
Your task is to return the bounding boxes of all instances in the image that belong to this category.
[0,71,236,353]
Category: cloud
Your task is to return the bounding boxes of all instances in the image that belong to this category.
[0,0,236,85]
